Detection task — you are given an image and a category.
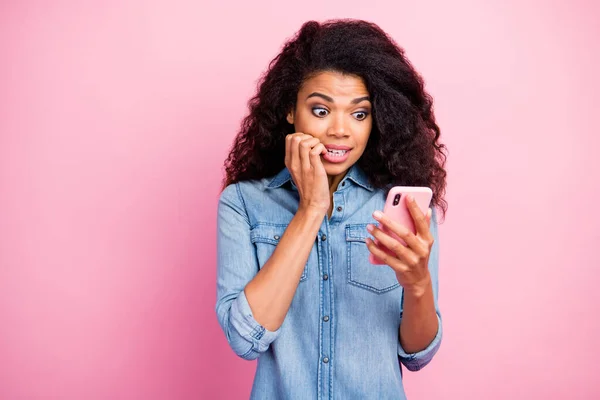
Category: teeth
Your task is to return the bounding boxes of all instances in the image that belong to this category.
[327,149,347,156]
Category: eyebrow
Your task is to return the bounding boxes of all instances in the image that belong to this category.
[306,92,371,104]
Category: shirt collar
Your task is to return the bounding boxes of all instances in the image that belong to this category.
[266,163,374,192]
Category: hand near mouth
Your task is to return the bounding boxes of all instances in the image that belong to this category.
[285,132,330,215]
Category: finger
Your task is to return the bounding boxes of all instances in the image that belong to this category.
[367,223,425,261]
[285,134,292,166]
[289,134,306,172]
[365,237,408,272]
[285,133,301,168]
[309,142,326,157]
[309,143,327,173]
[372,210,422,251]
[299,137,321,171]
[405,195,431,239]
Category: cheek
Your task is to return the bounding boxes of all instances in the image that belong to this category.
[295,113,326,135]
[355,125,372,148]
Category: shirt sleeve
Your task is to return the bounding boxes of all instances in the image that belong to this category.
[215,183,281,360]
[397,207,443,371]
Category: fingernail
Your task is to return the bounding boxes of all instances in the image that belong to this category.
[366,224,374,232]
[373,210,383,219]
[407,195,414,202]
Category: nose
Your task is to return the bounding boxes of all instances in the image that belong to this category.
[326,113,349,138]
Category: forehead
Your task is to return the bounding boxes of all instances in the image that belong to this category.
[298,71,369,98]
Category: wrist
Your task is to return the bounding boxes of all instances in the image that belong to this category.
[298,204,327,218]
[401,275,432,299]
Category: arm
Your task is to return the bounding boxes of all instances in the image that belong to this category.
[366,204,443,371]
[399,278,439,353]
[244,205,323,331]
[215,183,324,360]
[397,208,442,371]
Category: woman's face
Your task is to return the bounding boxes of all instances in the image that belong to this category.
[287,71,372,183]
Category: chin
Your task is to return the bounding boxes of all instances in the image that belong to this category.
[324,162,352,175]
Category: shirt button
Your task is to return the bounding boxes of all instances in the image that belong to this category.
[323,357,329,363]
[323,274,329,281]
[274,235,280,240]
[323,316,329,322]
[342,181,345,186]
[321,234,327,241]
[336,206,342,212]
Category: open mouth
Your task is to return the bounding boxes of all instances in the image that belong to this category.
[322,147,352,163]
[326,149,349,157]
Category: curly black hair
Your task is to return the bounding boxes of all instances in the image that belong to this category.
[222,19,448,220]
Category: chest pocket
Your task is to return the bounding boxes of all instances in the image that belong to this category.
[346,223,400,294]
[250,223,308,282]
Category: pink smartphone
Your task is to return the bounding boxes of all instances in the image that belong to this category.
[369,186,433,265]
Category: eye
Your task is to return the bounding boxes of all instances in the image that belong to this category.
[312,107,329,118]
[353,111,369,121]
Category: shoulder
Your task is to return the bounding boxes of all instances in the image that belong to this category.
[219,177,274,206]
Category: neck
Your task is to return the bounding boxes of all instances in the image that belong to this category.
[327,171,348,197]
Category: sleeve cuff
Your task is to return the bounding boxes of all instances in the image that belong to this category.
[229,290,281,355]
[398,312,443,371]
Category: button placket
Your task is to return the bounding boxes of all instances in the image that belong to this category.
[319,220,333,397]
[330,190,345,225]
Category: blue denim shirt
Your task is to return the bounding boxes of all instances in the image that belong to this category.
[216,163,442,399]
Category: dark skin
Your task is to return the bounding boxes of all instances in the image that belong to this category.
[286,71,372,217]
[246,70,438,353]
[366,197,439,353]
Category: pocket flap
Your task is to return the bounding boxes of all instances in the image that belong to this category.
[345,223,370,242]
[250,223,287,245]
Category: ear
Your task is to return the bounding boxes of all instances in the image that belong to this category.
[286,109,294,125]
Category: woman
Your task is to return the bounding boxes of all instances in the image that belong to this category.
[216,19,448,399]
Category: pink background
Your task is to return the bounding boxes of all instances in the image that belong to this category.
[1,1,599,399]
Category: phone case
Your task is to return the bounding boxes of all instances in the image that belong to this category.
[369,186,433,265]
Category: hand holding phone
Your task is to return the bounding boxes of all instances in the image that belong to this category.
[369,186,433,265]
